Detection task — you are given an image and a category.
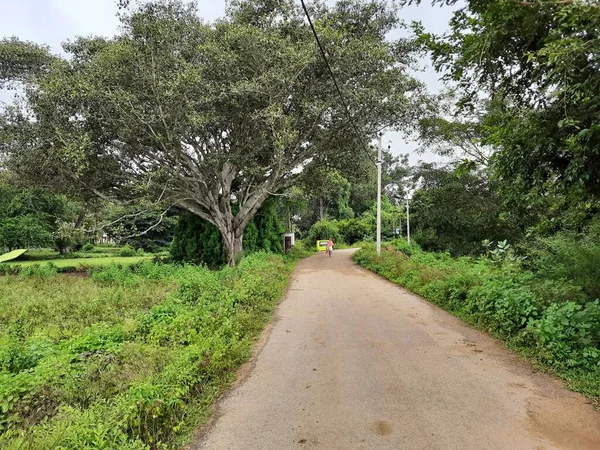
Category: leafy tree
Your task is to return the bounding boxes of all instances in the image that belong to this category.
[410,163,518,255]
[0,216,52,251]
[306,218,342,246]
[1,0,425,265]
[338,217,373,244]
[0,185,81,252]
[171,197,285,266]
[361,195,405,240]
[417,0,600,206]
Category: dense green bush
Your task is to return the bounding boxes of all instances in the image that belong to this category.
[170,213,223,267]
[338,218,372,245]
[118,245,137,257]
[531,301,600,371]
[0,254,298,449]
[18,263,58,278]
[306,218,342,246]
[171,199,285,267]
[354,244,600,400]
[526,231,600,301]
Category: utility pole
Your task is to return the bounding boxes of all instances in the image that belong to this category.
[376,133,382,256]
[405,196,411,246]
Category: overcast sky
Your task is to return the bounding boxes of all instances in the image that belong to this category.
[0,0,457,164]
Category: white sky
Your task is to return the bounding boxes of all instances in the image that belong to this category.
[0,0,457,164]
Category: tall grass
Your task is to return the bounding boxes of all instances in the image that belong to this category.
[0,253,299,449]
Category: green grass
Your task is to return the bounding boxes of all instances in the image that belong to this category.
[19,247,125,262]
[0,252,301,449]
[5,256,152,268]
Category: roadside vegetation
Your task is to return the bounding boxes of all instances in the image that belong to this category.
[354,240,600,402]
[0,253,301,449]
[0,0,599,444]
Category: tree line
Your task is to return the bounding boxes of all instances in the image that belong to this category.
[1,0,599,270]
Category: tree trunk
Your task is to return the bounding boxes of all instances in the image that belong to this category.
[221,227,244,267]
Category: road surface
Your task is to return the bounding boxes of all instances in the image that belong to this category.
[195,249,600,450]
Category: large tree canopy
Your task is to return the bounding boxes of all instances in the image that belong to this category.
[0,0,427,264]
[417,0,600,209]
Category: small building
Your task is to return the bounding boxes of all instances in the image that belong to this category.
[283,233,295,252]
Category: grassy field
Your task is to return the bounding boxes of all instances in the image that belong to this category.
[5,255,153,268]
[0,253,299,449]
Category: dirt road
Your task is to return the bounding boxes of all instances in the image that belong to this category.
[196,249,600,450]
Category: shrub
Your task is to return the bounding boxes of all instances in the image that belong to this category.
[464,273,539,336]
[338,218,372,245]
[527,231,600,301]
[306,218,342,246]
[530,301,600,370]
[0,264,20,276]
[118,245,136,257]
[19,263,57,278]
[81,243,94,252]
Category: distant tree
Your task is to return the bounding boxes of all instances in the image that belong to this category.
[0,185,80,252]
[0,216,52,251]
[410,163,519,255]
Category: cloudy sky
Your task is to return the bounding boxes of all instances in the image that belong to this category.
[0,0,457,163]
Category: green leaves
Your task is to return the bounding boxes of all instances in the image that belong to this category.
[418,0,600,204]
[0,254,296,448]
[2,0,427,263]
[0,38,55,87]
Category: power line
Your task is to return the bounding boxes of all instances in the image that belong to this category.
[299,0,378,168]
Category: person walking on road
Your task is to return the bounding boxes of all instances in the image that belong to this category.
[326,238,334,258]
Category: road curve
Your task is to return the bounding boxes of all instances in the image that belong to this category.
[194,249,600,450]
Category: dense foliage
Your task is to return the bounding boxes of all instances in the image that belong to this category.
[414,0,600,239]
[354,241,600,400]
[409,163,519,255]
[0,186,84,252]
[0,254,297,449]
[0,0,426,264]
[171,199,285,267]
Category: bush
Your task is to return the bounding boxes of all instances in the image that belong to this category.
[306,219,342,247]
[338,218,372,245]
[0,264,20,276]
[118,245,136,257]
[0,254,297,448]
[527,232,600,301]
[81,243,94,252]
[464,273,539,336]
[530,301,600,370]
[19,263,57,278]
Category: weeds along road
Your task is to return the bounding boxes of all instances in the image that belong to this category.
[195,249,600,450]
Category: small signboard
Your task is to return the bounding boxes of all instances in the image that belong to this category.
[316,240,328,252]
